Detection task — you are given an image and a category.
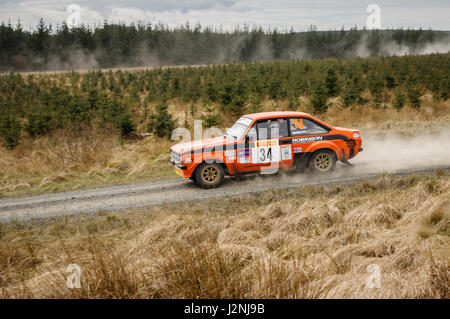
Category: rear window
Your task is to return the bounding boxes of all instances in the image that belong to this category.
[290,118,328,136]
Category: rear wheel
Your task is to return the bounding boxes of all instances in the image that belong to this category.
[194,163,225,189]
[309,150,336,173]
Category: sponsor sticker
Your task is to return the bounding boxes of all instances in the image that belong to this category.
[292,136,323,143]
[281,145,292,160]
[237,117,253,126]
[353,133,360,138]
[293,147,303,153]
[239,157,250,164]
[256,139,279,148]
[224,150,236,156]
[291,129,307,136]
[226,155,236,161]
[237,149,250,157]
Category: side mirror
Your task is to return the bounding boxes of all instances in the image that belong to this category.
[245,135,250,143]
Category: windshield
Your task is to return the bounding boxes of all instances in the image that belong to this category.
[225,117,253,139]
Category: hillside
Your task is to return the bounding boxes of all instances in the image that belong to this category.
[1,21,449,72]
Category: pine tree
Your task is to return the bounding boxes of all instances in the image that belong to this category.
[200,105,221,128]
[287,95,300,110]
[25,111,52,137]
[116,113,136,136]
[99,95,136,136]
[248,93,263,113]
[310,82,328,113]
[368,72,384,107]
[393,88,405,110]
[189,104,197,118]
[325,69,338,96]
[0,114,21,149]
[149,100,175,139]
[406,84,422,108]
[341,76,363,107]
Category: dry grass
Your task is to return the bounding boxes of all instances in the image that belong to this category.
[0,172,448,298]
[312,95,450,136]
[0,127,173,198]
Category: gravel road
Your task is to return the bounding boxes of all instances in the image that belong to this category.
[1,164,448,223]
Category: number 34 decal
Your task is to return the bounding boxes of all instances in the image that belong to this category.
[252,146,281,163]
[259,147,272,162]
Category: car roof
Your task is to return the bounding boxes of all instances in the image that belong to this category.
[243,111,311,120]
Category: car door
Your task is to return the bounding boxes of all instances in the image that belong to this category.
[274,118,293,168]
[289,117,330,163]
[236,118,289,173]
[252,119,281,172]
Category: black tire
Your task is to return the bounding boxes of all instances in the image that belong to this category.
[308,149,336,173]
[194,162,225,189]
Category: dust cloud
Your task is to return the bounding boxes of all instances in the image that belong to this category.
[17,33,450,73]
[233,128,450,188]
[349,129,450,174]
[355,35,450,58]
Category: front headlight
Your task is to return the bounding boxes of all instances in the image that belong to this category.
[171,151,181,164]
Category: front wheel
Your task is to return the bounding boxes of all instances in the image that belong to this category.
[309,150,336,173]
[194,163,225,189]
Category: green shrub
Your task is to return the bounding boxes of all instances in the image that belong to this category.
[0,114,21,149]
[98,95,136,136]
[325,69,338,97]
[393,88,405,110]
[25,111,52,137]
[310,82,328,113]
[116,113,136,137]
[200,105,221,128]
[67,95,91,124]
[407,85,422,108]
[248,93,263,113]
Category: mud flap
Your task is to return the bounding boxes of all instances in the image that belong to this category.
[341,149,353,167]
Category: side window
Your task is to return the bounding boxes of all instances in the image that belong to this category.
[269,118,289,138]
[256,119,289,139]
[256,120,269,140]
[290,118,328,136]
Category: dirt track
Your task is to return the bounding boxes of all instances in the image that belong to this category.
[1,128,450,223]
[0,164,449,223]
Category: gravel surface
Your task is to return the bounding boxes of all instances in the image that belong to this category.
[1,164,448,223]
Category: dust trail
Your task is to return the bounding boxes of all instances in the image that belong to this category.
[350,129,450,174]
[247,128,450,186]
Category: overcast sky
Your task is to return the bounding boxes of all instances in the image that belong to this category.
[0,0,449,31]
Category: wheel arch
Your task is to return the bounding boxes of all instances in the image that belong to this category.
[192,158,231,177]
[306,147,338,166]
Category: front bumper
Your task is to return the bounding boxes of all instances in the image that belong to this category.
[170,160,187,169]
[170,160,188,178]
[173,165,183,177]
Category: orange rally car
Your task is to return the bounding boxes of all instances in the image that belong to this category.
[170,111,363,188]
